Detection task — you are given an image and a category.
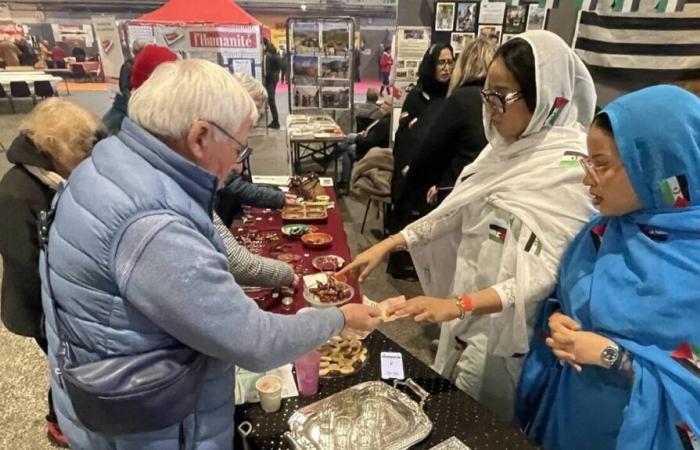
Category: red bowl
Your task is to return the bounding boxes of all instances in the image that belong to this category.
[301,232,333,249]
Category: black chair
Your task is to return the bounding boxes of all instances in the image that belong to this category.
[0,61,6,69]
[0,83,15,113]
[10,81,34,106]
[34,80,56,100]
[356,116,375,133]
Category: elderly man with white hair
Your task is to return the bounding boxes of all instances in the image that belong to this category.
[41,59,380,449]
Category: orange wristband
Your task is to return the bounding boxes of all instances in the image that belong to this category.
[460,294,474,312]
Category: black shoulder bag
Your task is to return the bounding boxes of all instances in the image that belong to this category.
[38,187,208,435]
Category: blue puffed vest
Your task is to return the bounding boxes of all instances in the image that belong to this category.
[42,118,236,450]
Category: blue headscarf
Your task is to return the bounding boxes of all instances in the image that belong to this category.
[517,85,700,450]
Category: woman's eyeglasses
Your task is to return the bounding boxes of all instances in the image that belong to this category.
[204,120,252,163]
[437,59,455,68]
[580,156,601,184]
[480,89,523,115]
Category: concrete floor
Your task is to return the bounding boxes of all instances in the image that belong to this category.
[0,88,438,449]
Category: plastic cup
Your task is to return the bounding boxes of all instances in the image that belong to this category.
[255,374,282,413]
[294,350,321,396]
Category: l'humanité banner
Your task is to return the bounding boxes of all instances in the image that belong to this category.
[152,25,261,60]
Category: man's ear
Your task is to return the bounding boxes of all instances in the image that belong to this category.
[186,122,210,161]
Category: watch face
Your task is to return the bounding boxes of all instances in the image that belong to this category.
[602,346,619,367]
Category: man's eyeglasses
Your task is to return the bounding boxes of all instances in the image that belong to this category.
[480,89,523,115]
[437,59,455,68]
[204,120,252,163]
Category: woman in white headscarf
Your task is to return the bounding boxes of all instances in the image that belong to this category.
[341,30,597,420]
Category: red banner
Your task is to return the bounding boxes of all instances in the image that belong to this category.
[189,31,257,49]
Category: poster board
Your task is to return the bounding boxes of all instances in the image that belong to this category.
[126,23,264,83]
[431,0,549,51]
[92,16,124,86]
[286,17,355,114]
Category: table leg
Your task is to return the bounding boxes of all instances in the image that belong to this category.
[63,78,71,96]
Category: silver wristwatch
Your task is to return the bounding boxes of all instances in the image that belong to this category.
[601,342,620,369]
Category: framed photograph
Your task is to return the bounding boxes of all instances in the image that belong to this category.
[456,2,479,32]
[292,22,320,54]
[503,4,528,34]
[526,3,548,31]
[320,56,349,80]
[479,1,506,24]
[501,34,520,44]
[478,25,503,47]
[292,56,318,86]
[321,86,350,109]
[435,2,456,31]
[451,32,476,54]
[321,21,350,55]
[293,85,320,108]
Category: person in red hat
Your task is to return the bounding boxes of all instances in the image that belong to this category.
[102,44,177,134]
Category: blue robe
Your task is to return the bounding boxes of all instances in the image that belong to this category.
[517,85,700,450]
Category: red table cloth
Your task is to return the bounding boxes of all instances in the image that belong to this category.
[231,187,361,314]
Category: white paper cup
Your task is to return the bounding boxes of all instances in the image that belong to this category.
[255,374,282,413]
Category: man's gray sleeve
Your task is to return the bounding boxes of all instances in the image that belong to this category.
[113,214,344,372]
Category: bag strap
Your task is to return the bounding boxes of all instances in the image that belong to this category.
[38,182,72,378]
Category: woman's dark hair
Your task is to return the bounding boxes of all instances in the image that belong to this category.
[592,113,614,136]
[493,38,536,112]
[417,43,454,98]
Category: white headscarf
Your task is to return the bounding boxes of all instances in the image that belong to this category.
[408,30,598,359]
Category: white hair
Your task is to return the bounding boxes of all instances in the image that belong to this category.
[232,72,267,117]
[128,59,257,140]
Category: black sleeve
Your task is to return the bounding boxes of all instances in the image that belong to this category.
[118,61,132,97]
[0,172,51,337]
[405,95,465,188]
[356,118,390,159]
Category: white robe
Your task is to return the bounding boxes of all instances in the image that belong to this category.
[400,30,599,420]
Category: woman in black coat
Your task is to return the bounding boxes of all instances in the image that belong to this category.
[406,38,496,206]
[0,99,103,447]
[388,43,455,279]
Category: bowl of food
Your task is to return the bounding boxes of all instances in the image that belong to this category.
[281,223,313,239]
[301,232,333,249]
[311,255,345,272]
[303,276,354,307]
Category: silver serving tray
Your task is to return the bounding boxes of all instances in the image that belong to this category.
[429,436,472,450]
[285,379,432,450]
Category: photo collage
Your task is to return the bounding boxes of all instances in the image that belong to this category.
[290,20,353,110]
[434,1,548,53]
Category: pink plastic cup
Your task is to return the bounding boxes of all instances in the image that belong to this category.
[294,350,321,396]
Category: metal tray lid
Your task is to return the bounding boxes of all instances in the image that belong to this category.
[285,379,432,450]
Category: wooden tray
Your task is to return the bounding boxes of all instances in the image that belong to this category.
[281,205,328,222]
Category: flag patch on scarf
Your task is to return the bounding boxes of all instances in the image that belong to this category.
[660,175,690,208]
[672,341,700,377]
[676,422,700,450]
[560,150,587,168]
[544,97,569,128]
[590,224,607,252]
[639,225,669,242]
[524,232,543,255]
[489,224,507,244]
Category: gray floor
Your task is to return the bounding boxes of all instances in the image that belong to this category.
[0,90,438,449]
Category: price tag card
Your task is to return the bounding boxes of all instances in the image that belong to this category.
[380,352,405,380]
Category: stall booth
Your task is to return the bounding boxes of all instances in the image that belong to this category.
[126,0,268,84]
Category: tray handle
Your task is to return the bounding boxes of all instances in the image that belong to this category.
[394,378,430,409]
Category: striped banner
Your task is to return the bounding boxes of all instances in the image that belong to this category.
[574,0,700,76]
[614,0,642,11]
[577,0,600,10]
[538,0,560,8]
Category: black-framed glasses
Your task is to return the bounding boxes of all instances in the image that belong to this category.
[204,120,252,163]
[437,59,455,68]
[480,89,523,114]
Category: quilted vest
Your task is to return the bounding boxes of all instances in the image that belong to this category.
[42,118,236,450]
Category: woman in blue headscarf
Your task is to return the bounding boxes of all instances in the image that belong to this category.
[517,84,700,450]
